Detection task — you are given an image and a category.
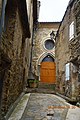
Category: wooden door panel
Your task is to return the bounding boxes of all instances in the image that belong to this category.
[40,62,56,83]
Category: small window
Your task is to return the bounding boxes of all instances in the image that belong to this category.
[69,21,74,40]
[45,39,54,50]
[42,55,54,62]
[65,63,70,81]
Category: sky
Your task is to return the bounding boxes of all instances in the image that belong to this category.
[38,0,70,22]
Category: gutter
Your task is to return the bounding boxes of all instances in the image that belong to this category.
[56,92,77,103]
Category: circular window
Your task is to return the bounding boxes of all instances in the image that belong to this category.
[45,39,54,50]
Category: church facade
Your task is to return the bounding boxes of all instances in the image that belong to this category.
[32,22,60,84]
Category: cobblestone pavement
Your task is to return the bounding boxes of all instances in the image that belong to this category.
[21,93,69,120]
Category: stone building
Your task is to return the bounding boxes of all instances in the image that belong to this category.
[0,0,38,119]
[32,22,60,84]
[55,0,80,101]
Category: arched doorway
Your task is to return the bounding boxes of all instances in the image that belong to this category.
[40,55,56,84]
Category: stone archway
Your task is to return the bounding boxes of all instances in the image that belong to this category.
[37,52,55,65]
[37,53,56,83]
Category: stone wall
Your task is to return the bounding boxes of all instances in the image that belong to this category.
[55,5,73,95]
[0,0,34,119]
[69,0,80,101]
[0,5,24,118]
[55,0,80,101]
[69,0,80,63]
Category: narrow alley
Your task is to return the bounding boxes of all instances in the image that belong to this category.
[0,0,80,120]
[8,93,80,120]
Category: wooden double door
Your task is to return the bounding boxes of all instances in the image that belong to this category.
[40,62,56,84]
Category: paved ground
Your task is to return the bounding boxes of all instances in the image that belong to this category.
[8,93,80,120]
[21,93,69,120]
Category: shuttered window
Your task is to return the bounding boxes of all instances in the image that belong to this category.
[69,21,74,40]
[65,63,70,81]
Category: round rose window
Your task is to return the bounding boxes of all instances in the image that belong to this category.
[45,39,54,50]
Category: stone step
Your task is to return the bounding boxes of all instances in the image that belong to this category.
[38,82,56,90]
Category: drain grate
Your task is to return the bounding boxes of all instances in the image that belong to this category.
[47,113,54,116]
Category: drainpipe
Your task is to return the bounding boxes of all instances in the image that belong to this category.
[0,0,7,38]
[28,25,35,80]
[28,1,40,81]
[28,21,39,80]
[0,1,7,115]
